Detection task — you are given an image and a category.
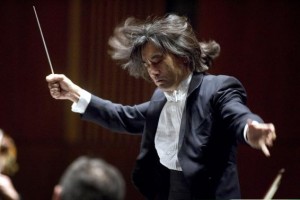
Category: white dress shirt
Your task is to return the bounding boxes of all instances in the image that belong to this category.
[154,74,192,171]
[71,89,91,113]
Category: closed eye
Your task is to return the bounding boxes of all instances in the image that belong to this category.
[143,53,164,68]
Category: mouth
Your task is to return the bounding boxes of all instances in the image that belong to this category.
[154,79,165,84]
[151,75,166,86]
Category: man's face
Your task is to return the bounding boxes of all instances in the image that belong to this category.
[141,42,191,92]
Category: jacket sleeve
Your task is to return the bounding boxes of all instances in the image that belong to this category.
[212,75,263,144]
[81,95,149,134]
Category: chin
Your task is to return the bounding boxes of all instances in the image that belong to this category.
[156,82,174,91]
[157,85,172,92]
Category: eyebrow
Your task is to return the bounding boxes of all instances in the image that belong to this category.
[142,52,164,63]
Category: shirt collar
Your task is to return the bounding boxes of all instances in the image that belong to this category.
[164,73,192,102]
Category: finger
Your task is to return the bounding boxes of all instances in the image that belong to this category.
[268,123,275,131]
[50,87,60,92]
[266,124,276,145]
[268,123,276,140]
[261,142,270,157]
[48,83,59,89]
[266,131,276,146]
[49,87,61,97]
[265,137,273,147]
[46,74,64,83]
[50,91,59,98]
[46,74,58,82]
[51,92,61,99]
[52,83,60,88]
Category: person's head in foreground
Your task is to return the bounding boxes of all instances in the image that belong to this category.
[52,156,125,200]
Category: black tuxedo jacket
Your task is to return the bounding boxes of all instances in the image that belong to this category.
[82,72,263,199]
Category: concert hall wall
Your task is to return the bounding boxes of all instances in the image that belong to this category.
[0,0,299,199]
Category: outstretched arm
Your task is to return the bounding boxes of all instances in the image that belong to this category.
[246,120,276,157]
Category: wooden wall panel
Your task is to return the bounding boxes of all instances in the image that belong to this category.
[197,1,300,198]
[0,1,69,199]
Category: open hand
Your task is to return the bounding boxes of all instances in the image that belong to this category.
[246,120,276,157]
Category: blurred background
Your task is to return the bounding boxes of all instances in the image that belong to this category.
[0,0,299,199]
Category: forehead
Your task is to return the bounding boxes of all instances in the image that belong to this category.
[141,42,163,60]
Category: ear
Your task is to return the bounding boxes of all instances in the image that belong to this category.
[52,185,62,200]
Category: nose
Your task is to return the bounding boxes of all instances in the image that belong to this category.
[147,64,160,77]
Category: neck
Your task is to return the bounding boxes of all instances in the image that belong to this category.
[166,71,192,92]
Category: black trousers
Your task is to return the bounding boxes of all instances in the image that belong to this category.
[168,170,193,200]
[155,169,201,200]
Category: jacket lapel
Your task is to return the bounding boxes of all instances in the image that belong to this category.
[139,89,166,158]
[178,72,204,149]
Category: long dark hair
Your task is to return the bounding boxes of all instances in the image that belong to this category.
[108,14,220,80]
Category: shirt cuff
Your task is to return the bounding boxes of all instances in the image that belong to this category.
[71,89,91,113]
[243,120,259,144]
